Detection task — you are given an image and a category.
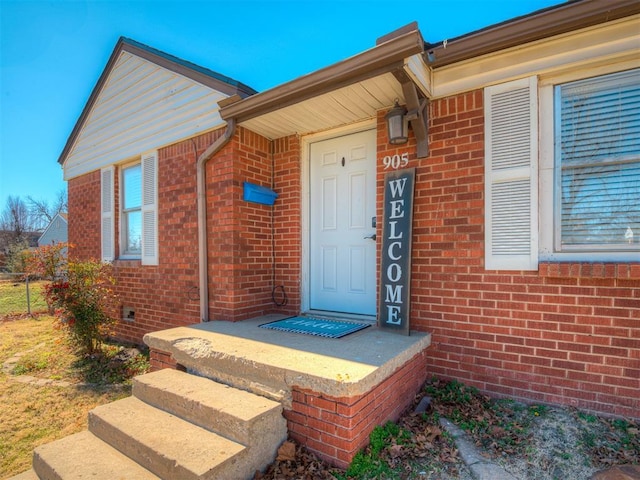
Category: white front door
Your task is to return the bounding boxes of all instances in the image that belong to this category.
[309,129,377,316]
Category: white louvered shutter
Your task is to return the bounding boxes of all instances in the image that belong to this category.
[101,166,115,262]
[484,77,538,270]
[141,151,159,266]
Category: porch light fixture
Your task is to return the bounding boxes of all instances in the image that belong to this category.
[385,99,408,145]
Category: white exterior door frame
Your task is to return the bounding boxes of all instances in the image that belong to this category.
[300,119,377,318]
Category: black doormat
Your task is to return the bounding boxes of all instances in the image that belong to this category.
[259,316,370,338]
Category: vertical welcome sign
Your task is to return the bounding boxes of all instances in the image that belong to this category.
[379,167,415,335]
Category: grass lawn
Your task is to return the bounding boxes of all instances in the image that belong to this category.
[0,315,148,478]
[0,280,48,317]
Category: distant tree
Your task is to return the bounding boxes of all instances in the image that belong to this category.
[0,195,35,241]
[5,238,30,273]
[28,188,67,230]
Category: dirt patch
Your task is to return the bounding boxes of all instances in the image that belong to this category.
[258,378,639,479]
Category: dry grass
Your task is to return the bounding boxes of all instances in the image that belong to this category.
[0,280,48,317]
[0,316,139,478]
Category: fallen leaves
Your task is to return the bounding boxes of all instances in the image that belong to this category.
[276,441,297,462]
[255,441,340,480]
[256,378,639,479]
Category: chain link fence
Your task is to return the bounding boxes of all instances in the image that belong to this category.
[0,273,48,317]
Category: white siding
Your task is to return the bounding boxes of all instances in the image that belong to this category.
[37,215,68,247]
[63,52,228,180]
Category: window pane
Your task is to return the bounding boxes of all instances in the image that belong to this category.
[561,162,640,246]
[557,69,640,250]
[123,164,141,210]
[125,210,142,254]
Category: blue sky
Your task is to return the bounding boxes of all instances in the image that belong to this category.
[0,0,561,210]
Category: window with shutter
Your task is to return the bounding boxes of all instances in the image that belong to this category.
[101,166,115,262]
[484,77,538,270]
[555,69,639,252]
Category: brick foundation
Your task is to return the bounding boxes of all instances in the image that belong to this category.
[149,348,182,371]
[285,349,428,468]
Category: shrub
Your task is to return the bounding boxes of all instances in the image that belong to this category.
[45,260,119,354]
[25,242,68,281]
[26,245,119,354]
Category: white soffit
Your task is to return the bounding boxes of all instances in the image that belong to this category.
[239,72,405,139]
[63,51,228,180]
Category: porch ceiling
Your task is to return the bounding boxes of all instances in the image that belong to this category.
[219,26,427,140]
[237,72,405,139]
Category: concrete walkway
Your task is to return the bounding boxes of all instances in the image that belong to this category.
[440,417,518,480]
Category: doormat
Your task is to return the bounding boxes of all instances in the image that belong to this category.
[259,316,370,338]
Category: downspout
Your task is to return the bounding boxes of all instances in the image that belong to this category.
[196,118,236,322]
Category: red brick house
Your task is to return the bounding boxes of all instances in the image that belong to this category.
[60,0,638,447]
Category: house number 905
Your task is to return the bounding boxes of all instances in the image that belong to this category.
[382,153,409,170]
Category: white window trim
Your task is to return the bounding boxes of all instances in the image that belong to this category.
[114,150,159,266]
[538,68,640,263]
[119,161,142,260]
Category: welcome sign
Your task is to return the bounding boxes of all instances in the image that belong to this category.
[379,167,415,335]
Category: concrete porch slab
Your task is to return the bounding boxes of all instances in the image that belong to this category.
[144,314,431,407]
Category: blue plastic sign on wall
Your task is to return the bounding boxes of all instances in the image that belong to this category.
[243,182,278,205]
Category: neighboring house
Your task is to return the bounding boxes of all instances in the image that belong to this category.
[37,212,68,247]
[58,0,638,451]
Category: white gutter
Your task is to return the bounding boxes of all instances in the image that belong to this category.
[196,118,236,321]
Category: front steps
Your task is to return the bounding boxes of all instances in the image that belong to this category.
[13,368,287,480]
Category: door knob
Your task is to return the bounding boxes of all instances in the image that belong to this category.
[364,234,377,241]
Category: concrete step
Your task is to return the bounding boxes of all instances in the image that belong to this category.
[133,368,287,447]
[32,430,160,480]
[89,395,248,480]
[6,469,39,480]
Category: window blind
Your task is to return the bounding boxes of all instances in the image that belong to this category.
[557,69,640,249]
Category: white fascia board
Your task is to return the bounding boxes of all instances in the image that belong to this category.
[431,15,640,99]
[403,53,433,98]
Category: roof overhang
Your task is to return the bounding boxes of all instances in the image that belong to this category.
[219,0,640,142]
[426,0,640,68]
[219,26,428,140]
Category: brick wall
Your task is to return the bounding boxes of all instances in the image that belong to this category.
[67,126,300,344]
[68,89,639,420]
[68,131,223,344]
[272,135,302,313]
[67,170,101,259]
[149,347,185,371]
[285,349,428,469]
[396,91,639,419]
[205,127,300,321]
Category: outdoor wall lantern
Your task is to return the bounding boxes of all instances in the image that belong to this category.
[385,99,408,145]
